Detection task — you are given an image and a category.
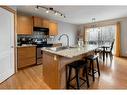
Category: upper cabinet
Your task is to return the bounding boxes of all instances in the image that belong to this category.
[17,15,33,35]
[43,19,49,28]
[33,16,58,36]
[49,21,58,36]
[33,16,49,28]
[33,16,43,28]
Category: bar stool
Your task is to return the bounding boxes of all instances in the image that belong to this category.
[66,60,89,89]
[86,55,100,81]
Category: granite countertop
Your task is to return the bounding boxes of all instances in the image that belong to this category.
[17,44,37,48]
[42,45,98,58]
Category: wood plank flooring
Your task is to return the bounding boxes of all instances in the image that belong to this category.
[0,56,127,89]
[89,56,127,89]
[0,65,50,89]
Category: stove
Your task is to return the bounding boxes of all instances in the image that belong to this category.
[36,43,53,48]
[35,41,53,64]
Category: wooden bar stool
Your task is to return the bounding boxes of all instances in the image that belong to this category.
[66,60,89,89]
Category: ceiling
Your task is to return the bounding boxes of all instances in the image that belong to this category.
[16,6,127,25]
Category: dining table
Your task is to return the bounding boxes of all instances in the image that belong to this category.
[99,44,110,62]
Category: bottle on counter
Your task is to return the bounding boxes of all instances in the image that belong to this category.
[78,38,84,47]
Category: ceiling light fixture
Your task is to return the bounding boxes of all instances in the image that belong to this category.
[91,18,96,28]
[35,6,66,18]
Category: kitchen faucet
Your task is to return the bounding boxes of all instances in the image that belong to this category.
[58,34,69,47]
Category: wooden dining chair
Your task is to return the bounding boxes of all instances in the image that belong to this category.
[105,40,115,58]
[95,47,103,59]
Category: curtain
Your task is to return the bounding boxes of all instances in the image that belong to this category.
[115,22,121,57]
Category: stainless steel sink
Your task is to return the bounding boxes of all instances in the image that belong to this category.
[47,46,68,51]
[47,46,77,51]
[69,46,77,48]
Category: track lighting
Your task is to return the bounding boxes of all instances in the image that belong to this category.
[35,6,39,10]
[54,12,58,15]
[35,6,66,18]
[46,10,49,13]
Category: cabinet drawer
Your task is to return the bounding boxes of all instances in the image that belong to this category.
[18,47,36,58]
[18,53,36,59]
[18,57,36,68]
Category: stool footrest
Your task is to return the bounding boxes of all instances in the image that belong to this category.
[68,77,88,89]
[67,76,76,83]
[68,84,77,89]
[88,71,98,75]
[66,60,89,89]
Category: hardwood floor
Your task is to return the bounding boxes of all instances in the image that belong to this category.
[89,56,127,89]
[0,65,50,89]
[0,56,127,89]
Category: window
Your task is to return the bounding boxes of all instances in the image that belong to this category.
[85,25,115,45]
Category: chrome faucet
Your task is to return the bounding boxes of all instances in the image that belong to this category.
[58,34,69,47]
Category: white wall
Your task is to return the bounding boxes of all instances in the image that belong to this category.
[48,21,78,46]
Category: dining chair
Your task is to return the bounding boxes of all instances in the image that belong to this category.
[105,39,115,58]
[95,46,103,58]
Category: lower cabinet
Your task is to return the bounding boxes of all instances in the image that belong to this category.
[17,46,36,69]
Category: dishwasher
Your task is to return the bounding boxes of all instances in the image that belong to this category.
[36,47,43,64]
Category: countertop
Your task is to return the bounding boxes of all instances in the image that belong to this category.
[42,45,98,58]
[17,45,37,48]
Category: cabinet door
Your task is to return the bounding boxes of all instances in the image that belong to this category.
[0,7,15,83]
[17,15,33,35]
[17,47,36,69]
[49,21,58,36]
[42,19,49,28]
[33,16,43,28]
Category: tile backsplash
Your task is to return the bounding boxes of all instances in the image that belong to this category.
[17,31,47,39]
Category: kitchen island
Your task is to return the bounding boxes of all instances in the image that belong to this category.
[42,45,98,89]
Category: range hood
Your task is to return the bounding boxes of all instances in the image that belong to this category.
[33,27,49,35]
